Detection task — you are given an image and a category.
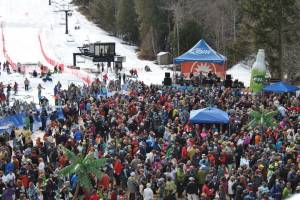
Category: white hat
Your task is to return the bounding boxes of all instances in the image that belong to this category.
[146,183,151,188]
[189,177,195,181]
[130,172,135,176]
[158,178,165,182]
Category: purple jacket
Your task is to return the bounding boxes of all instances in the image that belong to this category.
[2,187,15,200]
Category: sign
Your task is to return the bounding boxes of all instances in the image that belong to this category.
[181,61,226,79]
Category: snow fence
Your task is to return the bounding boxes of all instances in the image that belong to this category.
[1,25,17,70]
[38,34,93,85]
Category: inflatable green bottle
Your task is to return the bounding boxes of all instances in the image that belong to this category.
[250,49,266,94]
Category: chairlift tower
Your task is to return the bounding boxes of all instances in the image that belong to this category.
[62,9,72,34]
[54,3,72,34]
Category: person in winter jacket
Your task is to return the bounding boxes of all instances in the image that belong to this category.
[113,156,123,186]
[175,164,186,198]
[270,180,283,200]
[186,177,199,200]
[143,183,154,200]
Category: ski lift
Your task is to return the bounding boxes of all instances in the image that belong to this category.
[77,56,85,64]
[83,39,90,47]
[74,19,80,30]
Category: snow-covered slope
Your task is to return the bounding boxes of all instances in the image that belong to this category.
[0,0,250,88]
[227,63,251,87]
[0,0,170,86]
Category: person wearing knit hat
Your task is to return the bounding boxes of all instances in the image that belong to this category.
[186,176,198,200]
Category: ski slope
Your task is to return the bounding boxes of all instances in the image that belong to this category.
[227,63,251,87]
[0,0,250,89]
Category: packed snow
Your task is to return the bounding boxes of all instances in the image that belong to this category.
[0,0,251,106]
[227,63,251,87]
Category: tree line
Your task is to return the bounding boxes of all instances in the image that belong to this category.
[72,0,300,82]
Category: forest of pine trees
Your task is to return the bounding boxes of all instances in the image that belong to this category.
[72,0,300,82]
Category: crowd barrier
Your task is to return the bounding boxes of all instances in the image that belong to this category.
[38,35,64,71]
[1,25,17,71]
[0,112,26,129]
[38,34,93,85]
[0,108,65,134]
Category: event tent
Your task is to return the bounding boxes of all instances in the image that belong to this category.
[263,81,299,93]
[174,39,227,78]
[189,107,229,124]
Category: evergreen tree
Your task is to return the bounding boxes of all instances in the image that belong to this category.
[241,0,299,79]
[170,20,202,55]
[135,0,168,59]
[89,0,117,34]
[116,0,139,44]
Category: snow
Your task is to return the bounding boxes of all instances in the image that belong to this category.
[39,0,170,84]
[0,71,84,106]
[227,63,251,87]
[0,0,251,102]
[3,27,44,65]
[157,52,170,56]
[0,0,170,88]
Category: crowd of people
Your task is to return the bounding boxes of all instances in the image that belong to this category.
[0,60,300,200]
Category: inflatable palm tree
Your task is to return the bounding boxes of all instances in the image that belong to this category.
[58,147,106,200]
[247,108,278,129]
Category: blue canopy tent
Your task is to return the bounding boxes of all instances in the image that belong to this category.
[174,39,227,79]
[263,81,299,93]
[174,39,226,64]
[189,107,229,124]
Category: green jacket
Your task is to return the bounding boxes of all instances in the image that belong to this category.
[196,169,207,185]
[24,116,30,129]
[165,180,176,194]
[282,187,292,199]
[176,169,186,183]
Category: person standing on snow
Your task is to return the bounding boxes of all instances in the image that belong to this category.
[24,78,30,91]
[6,84,11,105]
[37,84,44,104]
[101,62,104,72]
[123,73,126,84]
[103,73,108,85]
[13,82,18,95]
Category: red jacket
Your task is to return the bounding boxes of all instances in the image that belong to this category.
[89,193,99,200]
[181,146,187,160]
[99,174,110,189]
[113,159,123,175]
[202,184,214,197]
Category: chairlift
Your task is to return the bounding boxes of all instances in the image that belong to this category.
[83,39,90,47]
[74,19,80,30]
[77,57,85,64]
[66,34,75,43]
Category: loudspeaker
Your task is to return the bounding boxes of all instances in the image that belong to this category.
[226,74,232,80]
[165,72,170,78]
[164,77,172,86]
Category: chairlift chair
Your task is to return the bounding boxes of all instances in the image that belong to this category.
[66,34,75,43]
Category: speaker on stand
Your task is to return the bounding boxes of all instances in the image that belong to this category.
[163,72,172,86]
[225,74,232,88]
